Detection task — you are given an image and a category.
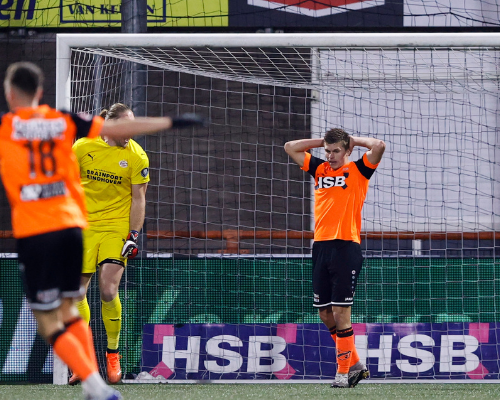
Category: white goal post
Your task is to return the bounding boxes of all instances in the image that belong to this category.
[55,33,500,384]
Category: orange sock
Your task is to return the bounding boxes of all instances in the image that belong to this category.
[65,317,98,369]
[51,330,97,381]
[330,326,360,368]
[336,327,355,374]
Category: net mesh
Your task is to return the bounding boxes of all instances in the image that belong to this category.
[67,42,500,379]
[0,1,500,385]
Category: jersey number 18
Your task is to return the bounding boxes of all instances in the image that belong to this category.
[24,140,57,178]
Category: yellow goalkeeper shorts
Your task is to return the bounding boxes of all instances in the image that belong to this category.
[82,224,129,274]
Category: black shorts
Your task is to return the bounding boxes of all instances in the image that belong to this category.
[312,240,364,308]
[17,227,84,311]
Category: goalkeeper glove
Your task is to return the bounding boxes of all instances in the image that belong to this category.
[171,113,207,128]
[121,230,139,259]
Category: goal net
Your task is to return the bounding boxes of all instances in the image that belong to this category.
[57,33,500,382]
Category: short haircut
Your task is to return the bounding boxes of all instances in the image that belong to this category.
[324,128,350,150]
[100,103,131,120]
[4,62,44,96]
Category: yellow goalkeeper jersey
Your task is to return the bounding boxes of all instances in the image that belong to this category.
[73,136,149,226]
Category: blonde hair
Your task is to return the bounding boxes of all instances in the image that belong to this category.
[99,103,131,120]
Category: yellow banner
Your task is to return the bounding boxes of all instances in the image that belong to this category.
[0,1,227,28]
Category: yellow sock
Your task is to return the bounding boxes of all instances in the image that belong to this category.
[76,298,91,325]
[102,295,122,350]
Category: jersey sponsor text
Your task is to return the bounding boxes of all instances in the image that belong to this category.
[20,181,66,201]
[86,169,124,184]
[315,175,347,189]
[12,116,66,141]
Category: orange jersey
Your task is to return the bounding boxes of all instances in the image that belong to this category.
[302,152,379,243]
[0,105,104,238]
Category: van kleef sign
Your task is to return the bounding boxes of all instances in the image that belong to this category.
[0,1,227,28]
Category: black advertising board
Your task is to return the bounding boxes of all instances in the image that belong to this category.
[229,0,404,28]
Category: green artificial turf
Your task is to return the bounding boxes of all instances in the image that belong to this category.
[0,383,499,400]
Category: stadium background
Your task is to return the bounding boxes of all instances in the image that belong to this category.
[0,0,499,383]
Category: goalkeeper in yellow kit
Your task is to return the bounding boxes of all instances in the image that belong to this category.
[71,103,150,384]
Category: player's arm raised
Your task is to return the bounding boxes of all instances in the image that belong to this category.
[349,136,386,165]
[100,113,206,139]
[284,138,324,168]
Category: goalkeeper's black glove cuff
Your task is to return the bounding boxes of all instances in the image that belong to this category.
[171,113,207,128]
[129,230,139,242]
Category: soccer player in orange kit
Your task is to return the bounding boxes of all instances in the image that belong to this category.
[0,62,205,399]
[285,128,385,388]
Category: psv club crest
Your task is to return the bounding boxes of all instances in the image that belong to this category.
[248,0,385,17]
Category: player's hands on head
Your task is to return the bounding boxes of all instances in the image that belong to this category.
[348,135,356,153]
[121,230,139,259]
[171,113,208,128]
